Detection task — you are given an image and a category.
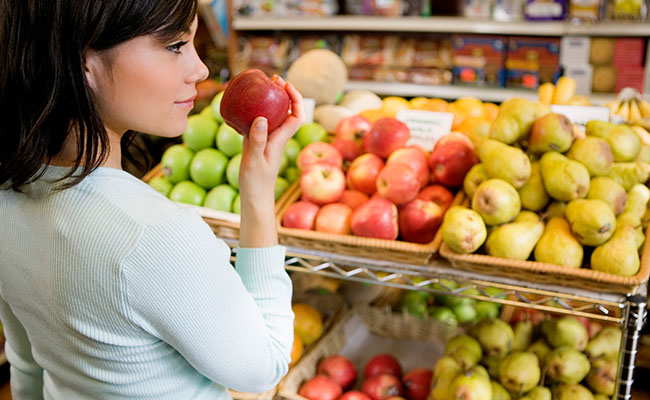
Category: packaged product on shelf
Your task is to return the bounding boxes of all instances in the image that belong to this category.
[589,37,615,65]
[393,35,453,69]
[344,0,404,15]
[462,0,494,18]
[613,38,646,68]
[569,0,604,22]
[236,35,292,76]
[524,0,569,20]
[505,36,561,89]
[407,68,453,85]
[287,35,340,65]
[563,63,594,94]
[592,65,618,92]
[616,67,645,93]
[493,0,526,20]
[341,34,400,67]
[234,0,338,16]
[607,0,648,20]
[560,36,591,66]
[452,35,507,87]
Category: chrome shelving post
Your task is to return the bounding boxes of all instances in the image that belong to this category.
[617,294,648,400]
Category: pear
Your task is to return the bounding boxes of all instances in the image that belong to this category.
[585,327,622,361]
[552,384,595,400]
[527,339,551,365]
[616,211,645,249]
[498,351,541,394]
[490,98,543,144]
[566,199,616,246]
[586,358,617,396]
[546,201,566,218]
[486,211,544,260]
[512,320,534,351]
[448,367,493,400]
[540,151,590,201]
[441,206,487,254]
[471,318,515,356]
[432,356,463,400]
[528,113,574,154]
[545,346,591,384]
[637,144,650,163]
[594,395,611,400]
[490,115,522,144]
[518,162,550,212]
[464,163,489,199]
[445,334,483,369]
[587,177,627,215]
[470,365,490,380]
[482,354,504,379]
[534,217,583,268]
[479,139,531,188]
[541,316,588,350]
[520,386,551,400]
[472,179,521,226]
[606,161,650,191]
[586,120,641,162]
[491,380,511,400]
[624,183,650,219]
[591,225,641,276]
[567,137,614,176]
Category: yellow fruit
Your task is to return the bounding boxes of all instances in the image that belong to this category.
[617,100,631,120]
[292,303,323,346]
[409,97,430,109]
[453,97,486,118]
[457,117,491,145]
[632,125,650,146]
[449,104,467,131]
[640,100,650,118]
[629,100,643,122]
[483,103,500,122]
[426,98,449,112]
[605,101,621,116]
[552,76,577,105]
[359,109,386,123]
[538,82,555,105]
[290,332,304,366]
[381,96,410,118]
[569,95,590,106]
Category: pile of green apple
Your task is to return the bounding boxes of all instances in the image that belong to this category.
[148,91,329,214]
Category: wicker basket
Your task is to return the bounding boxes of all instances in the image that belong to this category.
[276,183,464,265]
[278,305,462,399]
[142,164,295,240]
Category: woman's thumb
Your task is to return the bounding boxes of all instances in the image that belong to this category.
[248,117,268,151]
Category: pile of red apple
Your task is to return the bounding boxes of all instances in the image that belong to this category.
[298,354,433,400]
[282,115,478,243]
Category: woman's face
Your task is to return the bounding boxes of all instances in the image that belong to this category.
[86,17,208,138]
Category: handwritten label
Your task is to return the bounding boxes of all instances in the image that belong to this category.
[550,105,610,129]
[396,109,454,151]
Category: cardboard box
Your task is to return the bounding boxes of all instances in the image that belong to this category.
[452,34,507,87]
[560,36,591,66]
[563,63,594,95]
[613,38,646,68]
[506,36,561,88]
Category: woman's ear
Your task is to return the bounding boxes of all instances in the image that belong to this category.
[84,50,102,92]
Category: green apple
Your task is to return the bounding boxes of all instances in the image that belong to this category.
[189,148,228,189]
[429,306,458,327]
[199,106,214,120]
[148,177,173,197]
[275,177,289,201]
[216,123,243,157]
[283,138,301,165]
[232,194,241,214]
[204,184,238,212]
[295,122,327,147]
[210,91,225,123]
[169,181,206,206]
[284,166,299,184]
[182,114,218,152]
[475,301,500,319]
[278,153,289,176]
[451,302,477,323]
[226,153,242,190]
[161,144,194,184]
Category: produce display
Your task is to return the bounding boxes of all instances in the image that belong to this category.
[291,303,325,366]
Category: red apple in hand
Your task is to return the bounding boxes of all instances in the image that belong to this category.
[297,142,343,170]
[336,115,372,143]
[333,138,363,162]
[341,190,370,210]
[340,391,372,400]
[399,199,443,244]
[317,355,357,390]
[362,374,403,400]
[347,153,385,196]
[301,163,346,205]
[351,198,398,240]
[299,376,343,400]
[315,203,353,234]
[282,201,319,230]
[402,368,433,400]
[386,146,430,188]
[364,118,410,159]
[365,354,402,378]
[428,140,478,187]
[376,164,420,205]
[417,185,454,211]
[220,69,290,136]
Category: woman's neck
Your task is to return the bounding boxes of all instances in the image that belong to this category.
[49,128,124,170]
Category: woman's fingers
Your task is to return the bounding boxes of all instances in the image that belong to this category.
[267,82,305,148]
[245,117,269,157]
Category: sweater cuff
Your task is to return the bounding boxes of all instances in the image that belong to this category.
[235,245,287,283]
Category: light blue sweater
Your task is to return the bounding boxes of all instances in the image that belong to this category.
[0,166,294,399]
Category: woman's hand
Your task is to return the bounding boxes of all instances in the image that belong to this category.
[238,76,305,248]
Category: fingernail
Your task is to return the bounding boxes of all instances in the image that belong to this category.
[255,118,267,130]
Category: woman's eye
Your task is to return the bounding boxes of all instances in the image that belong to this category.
[167,41,188,54]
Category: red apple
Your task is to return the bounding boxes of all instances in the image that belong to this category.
[402,368,433,400]
[299,375,343,400]
[282,201,319,230]
[398,199,443,244]
[315,203,353,234]
[347,153,385,196]
[350,198,398,240]
[416,185,454,211]
[220,69,290,136]
[336,115,372,143]
[509,308,547,326]
[386,146,430,188]
[333,138,363,162]
[428,141,478,187]
[376,164,420,205]
[317,355,357,390]
[435,131,475,151]
[341,190,370,210]
[340,391,372,400]
[363,118,410,159]
[301,163,346,205]
[362,374,403,400]
[297,142,343,171]
[365,354,402,378]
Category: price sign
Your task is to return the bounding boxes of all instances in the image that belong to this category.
[396,109,454,151]
[550,105,610,129]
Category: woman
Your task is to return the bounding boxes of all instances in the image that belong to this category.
[0,1,303,399]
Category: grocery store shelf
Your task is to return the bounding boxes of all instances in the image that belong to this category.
[232,16,650,36]
[344,80,618,104]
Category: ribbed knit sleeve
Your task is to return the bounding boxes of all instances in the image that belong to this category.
[121,208,293,393]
